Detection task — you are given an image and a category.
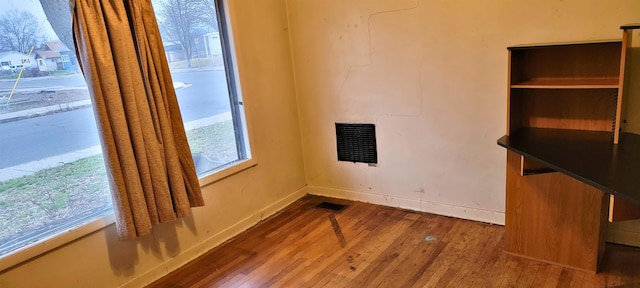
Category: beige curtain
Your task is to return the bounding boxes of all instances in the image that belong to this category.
[71,0,204,239]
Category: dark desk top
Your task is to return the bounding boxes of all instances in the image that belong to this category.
[621,23,640,30]
[497,128,640,205]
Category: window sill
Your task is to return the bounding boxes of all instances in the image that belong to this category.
[0,158,257,273]
[198,158,257,187]
[0,213,116,272]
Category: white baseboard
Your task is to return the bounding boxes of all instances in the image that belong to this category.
[308,186,505,225]
[123,185,309,288]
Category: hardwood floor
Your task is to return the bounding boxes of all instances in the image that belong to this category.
[148,195,640,288]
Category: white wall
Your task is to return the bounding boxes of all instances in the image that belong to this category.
[287,0,640,224]
[0,0,306,287]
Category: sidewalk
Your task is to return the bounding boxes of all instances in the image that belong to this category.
[0,99,92,123]
[0,82,190,122]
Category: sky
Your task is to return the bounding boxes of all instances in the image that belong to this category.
[0,0,59,40]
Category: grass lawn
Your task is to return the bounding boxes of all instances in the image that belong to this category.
[0,155,110,241]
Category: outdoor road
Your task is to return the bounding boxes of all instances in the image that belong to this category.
[0,70,232,169]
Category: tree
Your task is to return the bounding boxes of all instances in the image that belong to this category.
[194,0,218,32]
[0,10,43,54]
[156,0,204,68]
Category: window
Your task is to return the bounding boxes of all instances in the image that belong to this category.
[0,5,112,257]
[0,0,249,265]
[60,55,69,62]
[0,2,111,260]
[152,0,249,177]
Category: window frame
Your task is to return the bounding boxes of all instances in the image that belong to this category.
[0,0,256,272]
[196,0,256,186]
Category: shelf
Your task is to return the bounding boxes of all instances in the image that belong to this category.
[508,41,623,93]
[511,77,619,89]
[497,128,640,206]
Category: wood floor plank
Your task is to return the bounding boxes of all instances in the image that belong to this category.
[308,209,410,287]
[374,214,443,288]
[148,195,640,288]
[443,222,506,287]
[275,206,381,287]
[346,212,419,286]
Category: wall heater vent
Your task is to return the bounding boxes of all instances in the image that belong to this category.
[335,123,377,164]
[315,202,348,212]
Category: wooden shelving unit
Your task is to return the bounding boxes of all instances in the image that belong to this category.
[498,25,640,272]
[507,40,624,141]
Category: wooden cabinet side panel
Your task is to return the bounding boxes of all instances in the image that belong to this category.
[505,151,608,272]
[615,30,631,143]
[505,151,525,252]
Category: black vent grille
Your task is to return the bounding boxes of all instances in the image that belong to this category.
[315,202,348,212]
[335,123,377,164]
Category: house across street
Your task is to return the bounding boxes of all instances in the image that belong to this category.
[0,40,78,77]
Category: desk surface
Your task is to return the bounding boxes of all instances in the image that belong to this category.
[497,128,640,205]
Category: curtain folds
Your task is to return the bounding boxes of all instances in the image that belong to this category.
[72,0,204,239]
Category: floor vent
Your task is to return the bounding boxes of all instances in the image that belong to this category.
[335,123,377,164]
[315,202,348,212]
